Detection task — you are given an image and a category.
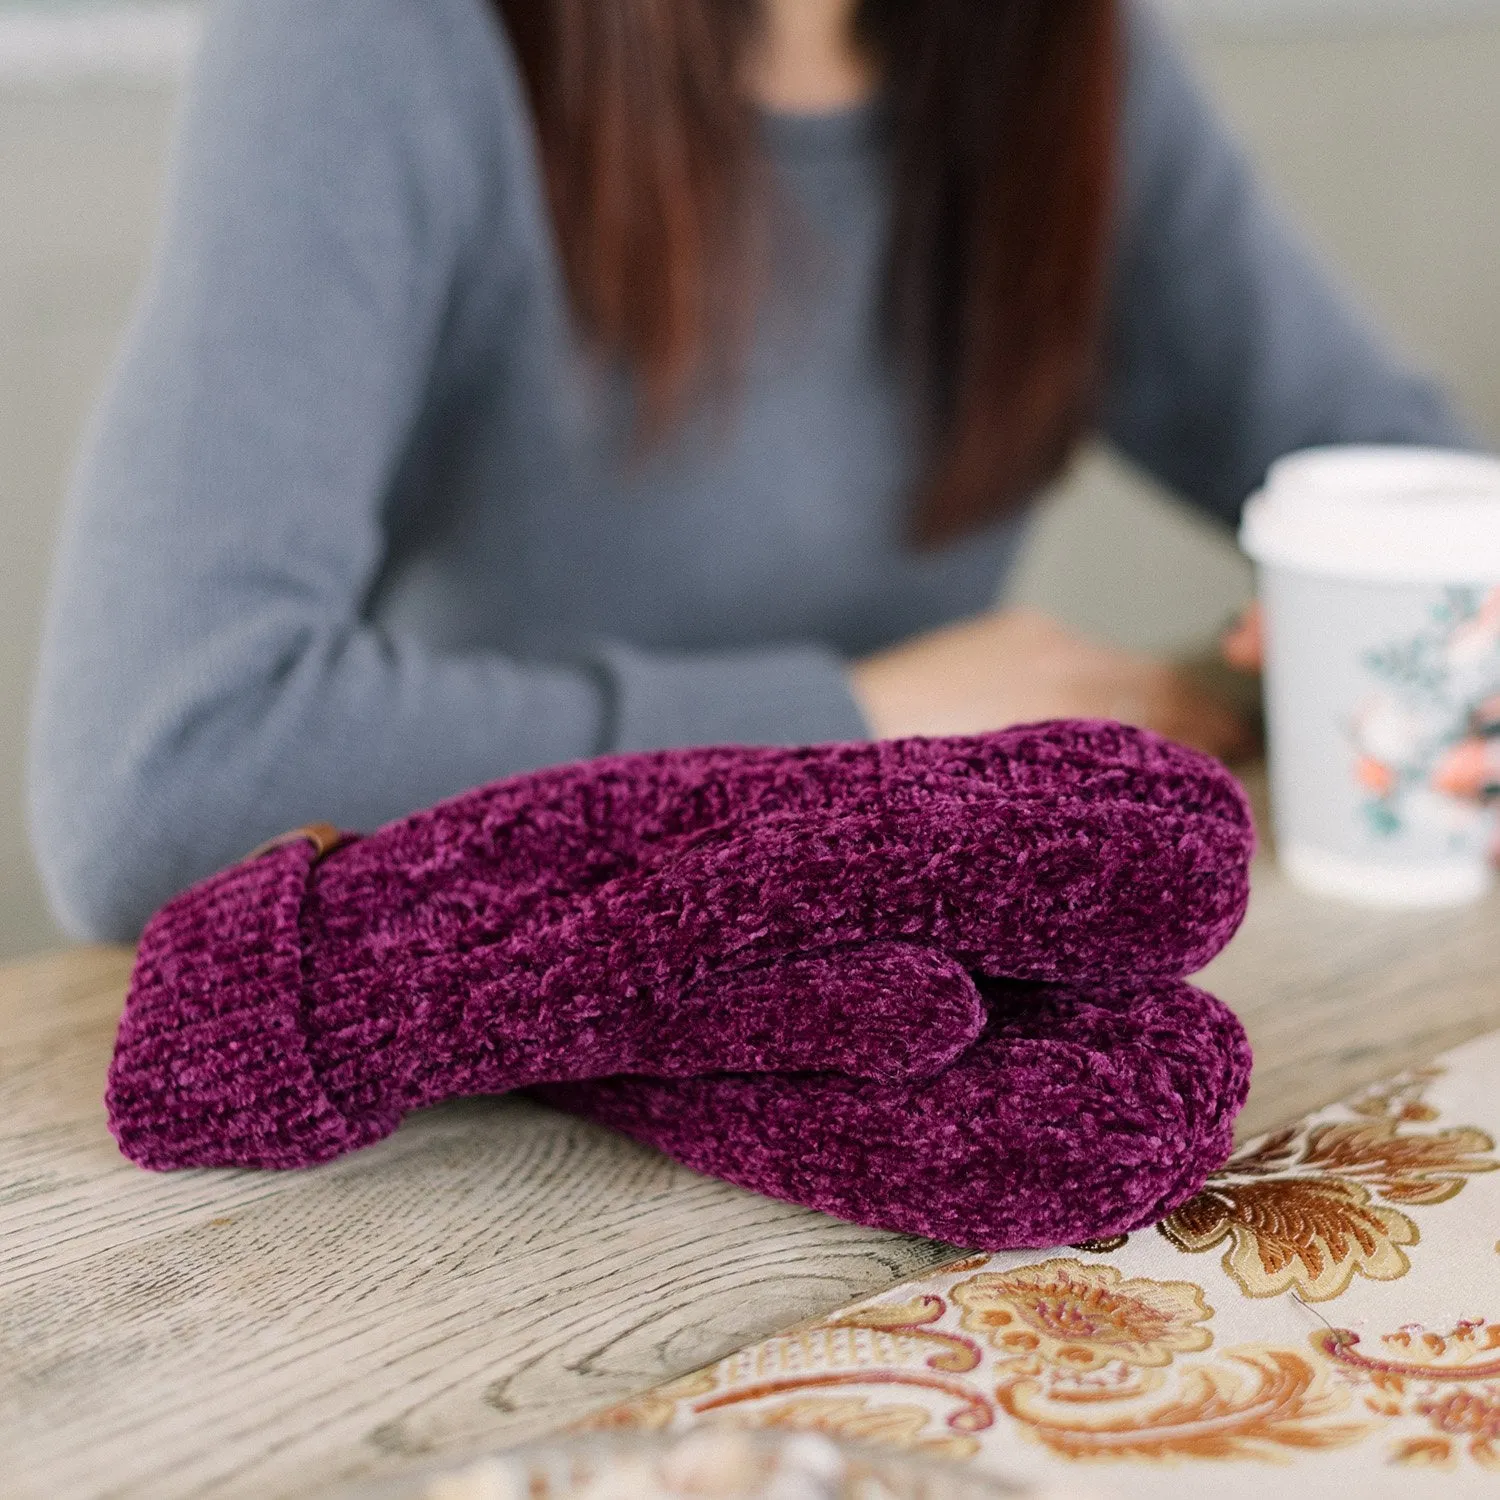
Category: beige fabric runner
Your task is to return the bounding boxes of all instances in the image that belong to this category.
[582,1030,1500,1498]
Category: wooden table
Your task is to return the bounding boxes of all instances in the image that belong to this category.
[5,830,1500,1499]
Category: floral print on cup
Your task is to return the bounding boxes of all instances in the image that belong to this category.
[1352,586,1500,842]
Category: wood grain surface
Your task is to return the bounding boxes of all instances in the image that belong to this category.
[4,821,1499,1499]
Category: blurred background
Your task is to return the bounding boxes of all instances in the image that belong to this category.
[3,0,1498,961]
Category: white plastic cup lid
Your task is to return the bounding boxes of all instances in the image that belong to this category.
[1241,445,1500,582]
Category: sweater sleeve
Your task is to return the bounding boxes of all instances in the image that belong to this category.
[27,0,868,944]
[1099,1,1475,525]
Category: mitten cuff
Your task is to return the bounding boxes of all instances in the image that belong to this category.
[107,839,367,1169]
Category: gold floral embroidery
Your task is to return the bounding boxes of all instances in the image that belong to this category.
[584,1294,996,1440]
[580,1368,718,1433]
[1316,1318,1500,1382]
[1315,1320,1500,1468]
[582,1303,1500,1472]
[1159,1173,1418,1302]
[736,1395,981,1462]
[826,1298,982,1374]
[1299,1120,1497,1205]
[1391,1435,1456,1467]
[575,1048,1500,1476]
[933,1254,993,1276]
[1071,1235,1129,1255]
[993,1346,1364,1463]
[720,1296,984,1389]
[952,1260,1213,1373]
[1418,1391,1500,1468]
[1346,1067,1445,1123]
[1157,1072,1497,1301]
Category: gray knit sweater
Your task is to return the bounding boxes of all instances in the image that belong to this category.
[29,0,1466,940]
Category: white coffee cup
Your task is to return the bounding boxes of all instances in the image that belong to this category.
[1240,446,1500,907]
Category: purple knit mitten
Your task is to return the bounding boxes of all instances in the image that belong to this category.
[539,976,1254,1251]
[107,720,1254,1172]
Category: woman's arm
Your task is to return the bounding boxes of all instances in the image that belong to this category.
[1100,1,1474,524]
[27,0,865,943]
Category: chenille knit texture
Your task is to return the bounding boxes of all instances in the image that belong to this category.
[539,977,1253,1250]
[107,719,1256,1247]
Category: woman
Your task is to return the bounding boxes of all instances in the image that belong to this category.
[29,0,1467,940]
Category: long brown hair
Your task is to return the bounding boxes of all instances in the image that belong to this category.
[496,0,1120,546]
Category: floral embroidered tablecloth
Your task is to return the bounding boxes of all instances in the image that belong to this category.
[583,1030,1500,1498]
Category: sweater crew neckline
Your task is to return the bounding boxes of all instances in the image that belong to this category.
[757,96,891,156]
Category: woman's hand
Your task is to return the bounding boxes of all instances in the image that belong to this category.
[850,606,1255,760]
[1221,602,1264,672]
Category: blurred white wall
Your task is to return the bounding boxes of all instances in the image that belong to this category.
[2,78,178,961]
[2,2,1498,960]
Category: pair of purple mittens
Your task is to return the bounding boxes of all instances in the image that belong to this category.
[108,720,1255,1250]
